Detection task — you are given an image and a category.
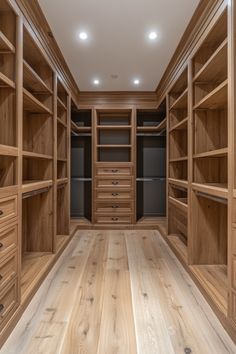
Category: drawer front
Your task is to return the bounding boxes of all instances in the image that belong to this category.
[95,214,132,224]
[0,253,17,290]
[0,278,18,326]
[0,195,17,227]
[95,202,133,214]
[96,178,132,189]
[96,166,132,176]
[95,190,133,200]
[0,224,18,260]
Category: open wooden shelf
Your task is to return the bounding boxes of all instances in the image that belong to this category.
[193,147,228,159]
[23,150,53,160]
[136,118,166,132]
[0,144,18,157]
[190,265,227,316]
[23,88,53,114]
[0,30,15,53]
[21,252,53,302]
[22,180,53,194]
[168,178,188,188]
[169,117,188,132]
[193,80,227,110]
[193,39,228,83]
[71,121,91,133]
[170,88,188,110]
[57,96,67,111]
[192,182,228,199]
[23,60,53,94]
[0,71,15,88]
[57,177,68,185]
[169,156,188,163]
[98,125,132,130]
[169,196,188,213]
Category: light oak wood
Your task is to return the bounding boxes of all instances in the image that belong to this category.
[2,230,236,354]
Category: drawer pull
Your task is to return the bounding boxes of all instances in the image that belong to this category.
[112,205,119,209]
[112,181,119,185]
[112,193,119,196]
[0,210,3,216]
[112,170,119,173]
[112,217,118,221]
[0,304,4,313]
[0,243,3,249]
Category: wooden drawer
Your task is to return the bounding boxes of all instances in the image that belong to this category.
[0,278,18,327]
[0,224,18,261]
[95,214,132,224]
[0,252,17,290]
[0,195,18,227]
[95,189,133,200]
[95,201,133,214]
[95,178,132,189]
[96,166,132,176]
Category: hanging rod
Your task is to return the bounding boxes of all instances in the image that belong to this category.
[195,191,227,205]
[23,186,51,199]
[136,177,166,182]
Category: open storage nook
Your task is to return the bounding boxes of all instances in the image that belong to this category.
[190,191,228,315]
[21,188,54,299]
[136,104,166,223]
[71,106,92,224]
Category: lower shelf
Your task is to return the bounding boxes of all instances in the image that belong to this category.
[21,252,53,302]
[167,234,187,264]
[190,264,228,316]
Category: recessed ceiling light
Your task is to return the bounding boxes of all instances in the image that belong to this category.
[149,31,157,40]
[79,32,88,40]
[93,79,100,85]
[134,79,140,85]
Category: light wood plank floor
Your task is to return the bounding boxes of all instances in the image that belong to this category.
[2,230,236,354]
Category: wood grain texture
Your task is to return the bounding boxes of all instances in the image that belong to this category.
[2,230,236,354]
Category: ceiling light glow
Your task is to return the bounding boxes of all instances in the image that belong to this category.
[149,31,157,40]
[79,32,88,40]
[134,79,140,85]
[93,79,100,85]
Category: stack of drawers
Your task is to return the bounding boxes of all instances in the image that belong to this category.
[94,164,134,224]
[0,195,19,331]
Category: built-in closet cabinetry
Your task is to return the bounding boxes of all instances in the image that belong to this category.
[163,2,236,338]
[0,0,73,343]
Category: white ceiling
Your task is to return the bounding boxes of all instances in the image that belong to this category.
[38,0,200,91]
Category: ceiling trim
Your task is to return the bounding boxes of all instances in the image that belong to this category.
[78,91,158,107]
[15,0,80,101]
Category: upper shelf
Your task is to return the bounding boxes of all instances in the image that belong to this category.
[57,97,67,111]
[23,88,53,115]
[193,39,228,83]
[193,80,227,110]
[0,71,15,88]
[170,89,188,110]
[23,60,53,94]
[0,31,15,53]
[137,118,166,133]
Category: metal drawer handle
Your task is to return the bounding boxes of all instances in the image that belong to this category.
[0,210,3,216]
[0,243,3,249]
[112,170,119,173]
[112,181,119,185]
[112,193,119,196]
[112,205,119,209]
[112,217,118,221]
[0,304,4,312]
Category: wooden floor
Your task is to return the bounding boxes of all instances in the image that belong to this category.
[2,230,236,354]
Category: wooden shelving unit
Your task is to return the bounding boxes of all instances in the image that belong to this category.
[93,109,135,224]
[165,7,231,328]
